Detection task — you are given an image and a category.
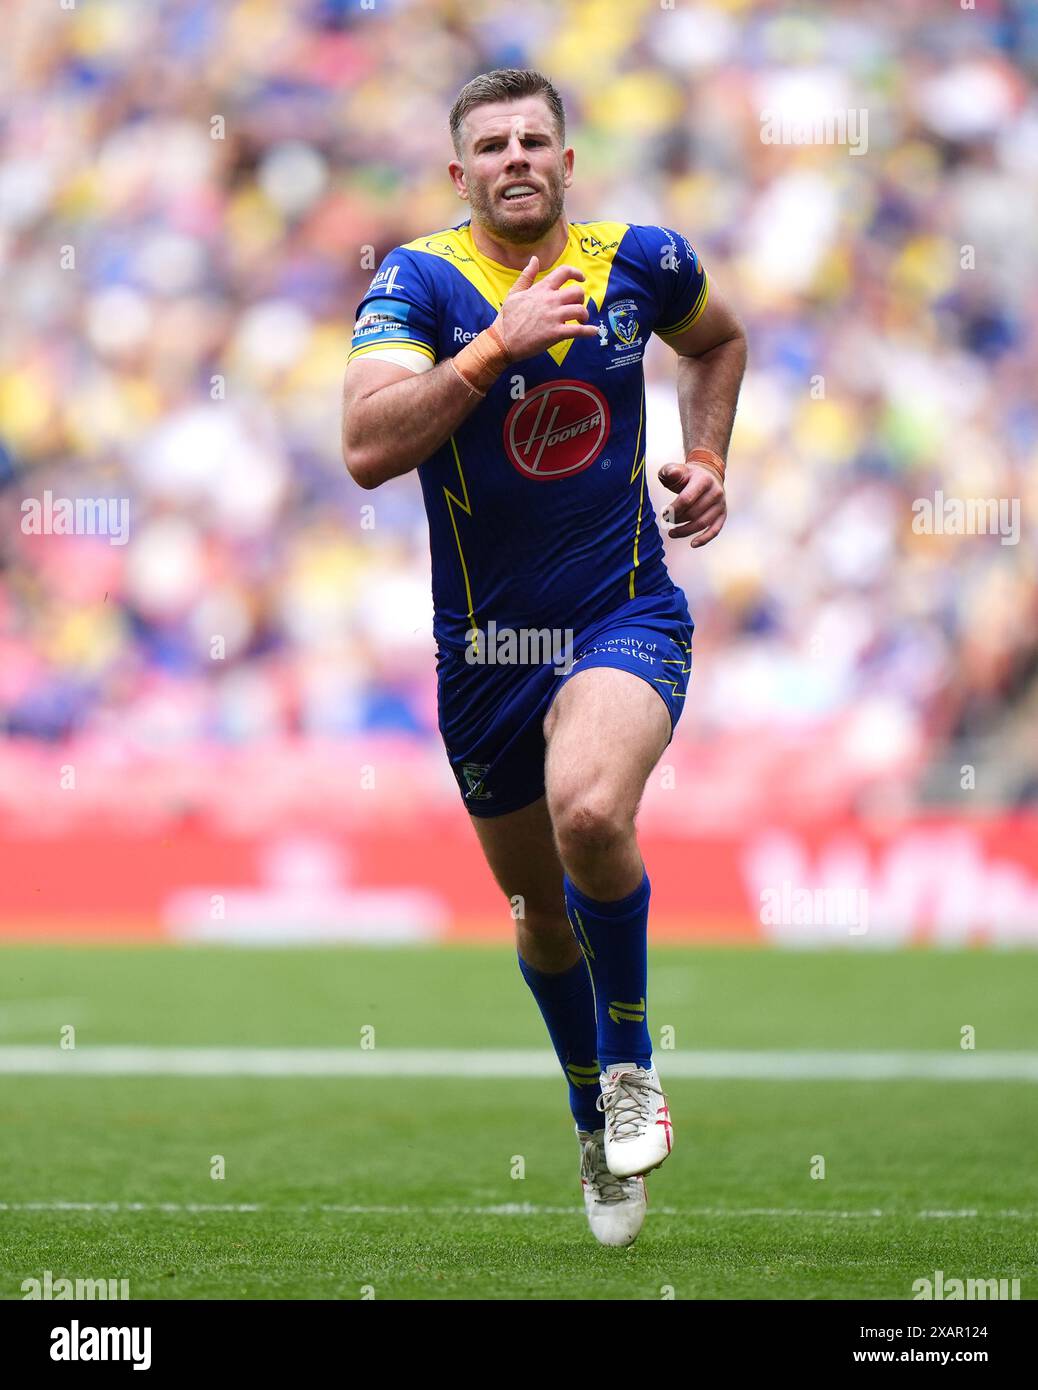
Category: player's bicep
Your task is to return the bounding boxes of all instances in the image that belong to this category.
[657,279,744,358]
[343,355,429,409]
[341,356,428,465]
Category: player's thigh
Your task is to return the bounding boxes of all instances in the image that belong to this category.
[468,795,565,916]
[543,666,671,826]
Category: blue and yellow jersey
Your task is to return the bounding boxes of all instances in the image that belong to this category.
[348,220,708,651]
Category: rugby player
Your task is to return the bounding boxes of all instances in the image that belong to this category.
[342,68,746,1247]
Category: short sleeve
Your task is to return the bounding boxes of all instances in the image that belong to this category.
[347,249,439,370]
[635,225,709,340]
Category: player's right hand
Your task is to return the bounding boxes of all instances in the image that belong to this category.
[494,256,601,360]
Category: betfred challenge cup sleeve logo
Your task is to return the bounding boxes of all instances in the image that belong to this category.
[503,381,610,481]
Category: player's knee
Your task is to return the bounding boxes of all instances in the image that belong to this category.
[517,909,568,940]
[552,793,630,859]
[515,907,580,962]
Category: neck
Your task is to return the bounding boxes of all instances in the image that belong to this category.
[469,215,570,271]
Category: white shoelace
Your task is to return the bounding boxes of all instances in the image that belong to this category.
[580,1139,639,1205]
[596,1067,665,1140]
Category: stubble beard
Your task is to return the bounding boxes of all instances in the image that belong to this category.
[466,165,566,246]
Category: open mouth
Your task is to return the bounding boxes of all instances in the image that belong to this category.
[500,185,540,206]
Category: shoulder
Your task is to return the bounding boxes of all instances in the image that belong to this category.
[567,219,631,260]
[358,234,467,321]
[400,223,470,256]
[623,224,702,273]
[360,225,485,308]
[397,224,479,280]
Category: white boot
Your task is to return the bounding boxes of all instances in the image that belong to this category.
[597,1062,673,1178]
[578,1127,647,1247]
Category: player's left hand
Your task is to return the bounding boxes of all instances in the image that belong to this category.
[658,462,727,548]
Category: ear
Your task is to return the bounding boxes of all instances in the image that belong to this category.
[448,159,469,200]
[562,146,575,189]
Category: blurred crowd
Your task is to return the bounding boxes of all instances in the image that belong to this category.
[2,0,1037,807]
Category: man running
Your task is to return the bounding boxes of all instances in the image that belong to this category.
[342,67,746,1246]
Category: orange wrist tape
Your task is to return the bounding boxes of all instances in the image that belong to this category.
[685,447,726,487]
[449,323,512,397]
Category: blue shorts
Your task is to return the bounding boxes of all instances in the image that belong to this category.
[436,592,694,818]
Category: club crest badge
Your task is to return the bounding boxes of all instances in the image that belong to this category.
[606,299,642,349]
[460,762,492,800]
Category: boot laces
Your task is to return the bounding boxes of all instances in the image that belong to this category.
[596,1066,665,1141]
[580,1136,640,1204]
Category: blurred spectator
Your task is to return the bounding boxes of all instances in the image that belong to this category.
[1,0,1036,807]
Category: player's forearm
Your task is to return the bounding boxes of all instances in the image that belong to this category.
[343,359,489,489]
[675,332,747,460]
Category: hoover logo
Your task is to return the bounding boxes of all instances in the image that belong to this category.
[503,381,609,481]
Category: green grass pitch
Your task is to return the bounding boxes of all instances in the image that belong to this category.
[1,946,1036,1300]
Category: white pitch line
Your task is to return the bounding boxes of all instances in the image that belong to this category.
[0,1200,1034,1220]
[0,1047,1037,1079]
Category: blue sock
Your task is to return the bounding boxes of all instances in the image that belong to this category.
[517,953,601,1132]
[563,870,652,1071]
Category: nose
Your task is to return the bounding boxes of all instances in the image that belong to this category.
[504,133,529,167]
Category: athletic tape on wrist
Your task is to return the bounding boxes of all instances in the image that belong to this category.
[448,355,486,398]
[685,447,726,487]
[450,323,512,396]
